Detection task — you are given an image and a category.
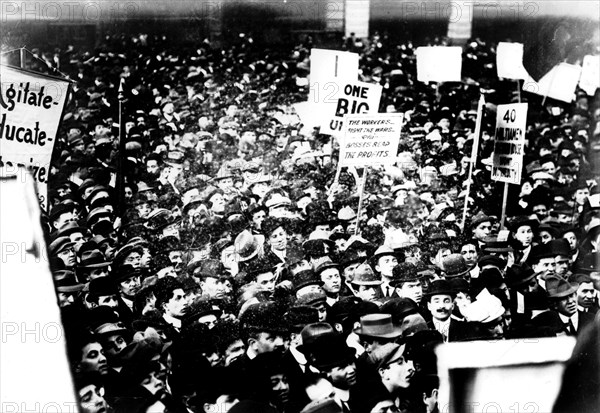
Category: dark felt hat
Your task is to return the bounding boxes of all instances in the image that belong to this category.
[79,249,111,269]
[425,279,454,298]
[354,313,402,339]
[507,215,540,232]
[88,276,119,297]
[548,239,571,257]
[442,254,470,278]
[240,301,287,333]
[292,269,322,291]
[49,236,76,256]
[284,306,320,330]
[380,298,420,324]
[505,264,537,288]
[390,262,420,286]
[546,276,578,298]
[310,333,356,371]
[351,263,382,286]
[481,237,513,253]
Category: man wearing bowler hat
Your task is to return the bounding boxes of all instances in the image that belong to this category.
[425,280,469,342]
[370,246,399,300]
[310,332,373,413]
[390,262,423,304]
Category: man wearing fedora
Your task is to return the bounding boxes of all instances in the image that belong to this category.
[540,276,596,336]
[77,249,111,282]
[425,280,469,342]
[349,263,383,304]
[354,314,403,362]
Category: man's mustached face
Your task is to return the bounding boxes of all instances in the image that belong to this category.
[428,294,454,321]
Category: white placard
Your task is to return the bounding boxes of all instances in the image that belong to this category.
[320,80,382,137]
[0,64,70,209]
[308,48,359,130]
[416,46,462,83]
[522,63,582,103]
[339,113,403,166]
[491,103,528,185]
[579,55,600,96]
[496,42,529,80]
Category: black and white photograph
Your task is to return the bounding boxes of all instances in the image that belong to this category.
[1,1,599,412]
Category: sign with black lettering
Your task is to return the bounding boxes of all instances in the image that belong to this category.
[309,49,359,129]
[491,103,528,185]
[0,65,70,209]
[339,113,403,166]
[321,81,382,137]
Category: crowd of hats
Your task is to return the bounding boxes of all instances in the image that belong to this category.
[31,29,600,413]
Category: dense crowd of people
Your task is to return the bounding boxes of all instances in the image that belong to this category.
[20,28,600,413]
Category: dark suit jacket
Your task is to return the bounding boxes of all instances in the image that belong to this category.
[532,310,595,336]
[280,349,310,413]
[578,310,596,333]
[427,318,472,342]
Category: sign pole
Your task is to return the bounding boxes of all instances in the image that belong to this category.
[117,79,126,216]
[500,182,509,229]
[516,79,522,103]
[354,166,369,235]
[20,47,26,69]
[461,94,485,230]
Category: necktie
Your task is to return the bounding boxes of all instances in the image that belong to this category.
[566,319,576,335]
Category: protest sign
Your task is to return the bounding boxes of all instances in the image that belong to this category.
[496,42,529,80]
[339,113,403,167]
[309,48,359,129]
[523,63,581,103]
[447,8,472,44]
[416,47,462,83]
[344,0,370,38]
[491,103,528,185]
[0,64,70,209]
[579,55,600,96]
[321,80,382,137]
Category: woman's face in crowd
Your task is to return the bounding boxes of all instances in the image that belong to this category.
[141,370,165,395]
[268,226,287,251]
[473,221,492,241]
[79,342,108,375]
[356,285,377,301]
[514,225,533,246]
[320,268,342,294]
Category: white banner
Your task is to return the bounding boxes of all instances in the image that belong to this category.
[0,65,70,209]
[416,47,462,83]
[321,80,382,137]
[491,103,528,185]
[496,42,529,80]
[339,113,403,166]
